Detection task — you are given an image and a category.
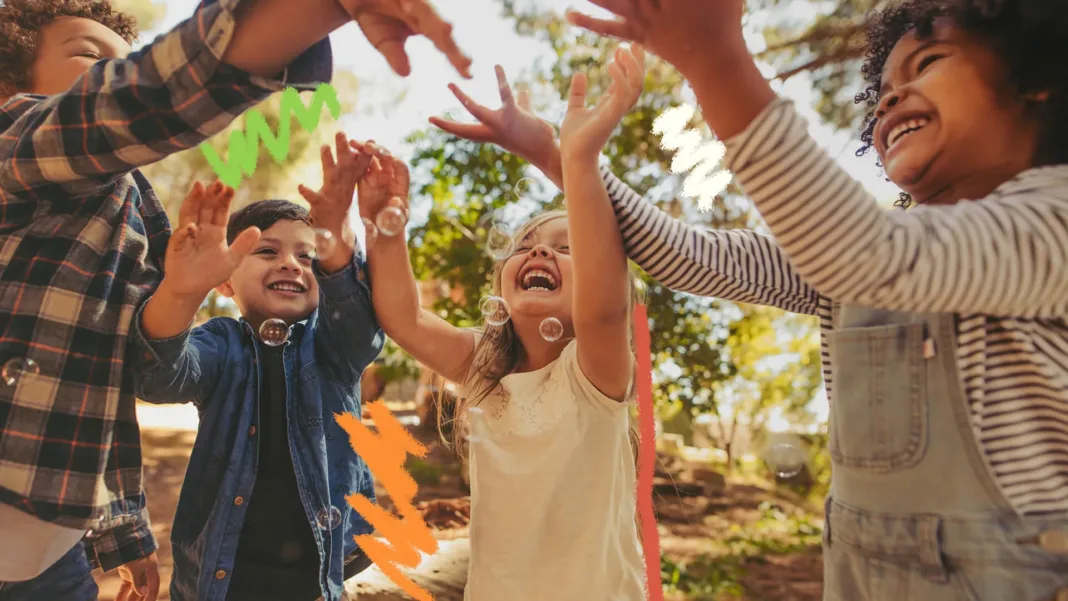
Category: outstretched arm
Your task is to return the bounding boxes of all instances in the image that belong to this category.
[132,181,259,405]
[557,46,648,403]
[430,62,821,316]
[354,141,477,385]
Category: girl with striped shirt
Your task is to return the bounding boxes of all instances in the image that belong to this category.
[439,0,1068,598]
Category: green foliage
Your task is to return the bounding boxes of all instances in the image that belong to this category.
[405,457,442,486]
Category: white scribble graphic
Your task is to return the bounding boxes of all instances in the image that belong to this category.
[652,105,733,212]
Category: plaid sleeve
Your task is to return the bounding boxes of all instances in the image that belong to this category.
[84,506,158,572]
[0,0,332,204]
[314,250,384,387]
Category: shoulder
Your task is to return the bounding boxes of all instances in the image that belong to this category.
[555,341,633,410]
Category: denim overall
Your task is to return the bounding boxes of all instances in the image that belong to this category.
[824,306,1068,601]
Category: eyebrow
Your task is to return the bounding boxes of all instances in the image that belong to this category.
[879,39,940,96]
[63,34,108,47]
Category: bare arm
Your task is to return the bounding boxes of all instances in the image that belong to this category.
[223,0,349,78]
[354,142,476,384]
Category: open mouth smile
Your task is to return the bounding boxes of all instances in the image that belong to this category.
[267,281,307,294]
[519,268,558,292]
[884,116,931,152]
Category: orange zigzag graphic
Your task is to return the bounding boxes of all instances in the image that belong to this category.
[336,403,438,601]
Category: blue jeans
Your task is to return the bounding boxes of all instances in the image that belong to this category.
[0,541,98,601]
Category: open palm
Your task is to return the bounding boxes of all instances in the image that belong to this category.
[430,65,557,167]
[560,45,647,159]
[164,182,260,299]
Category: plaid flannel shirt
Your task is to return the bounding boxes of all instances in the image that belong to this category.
[0,0,332,571]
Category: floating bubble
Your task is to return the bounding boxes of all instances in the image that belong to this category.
[312,229,336,261]
[258,318,291,347]
[762,436,808,479]
[464,406,486,443]
[512,177,537,201]
[315,505,343,530]
[2,358,39,386]
[362,217,378,250]
[479,296,510,327]
[485,223,514,261]
[376,206,407,237]
[539,317,564,342]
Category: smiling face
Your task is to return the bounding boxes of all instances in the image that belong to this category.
[872,19,1043,203]
[29,16,131,95]
[498,215,573,325]
[219,220,319,329]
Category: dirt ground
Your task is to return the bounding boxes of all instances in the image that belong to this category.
[94,406,823,601]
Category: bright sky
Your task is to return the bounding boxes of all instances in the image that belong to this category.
[137,0,902,432]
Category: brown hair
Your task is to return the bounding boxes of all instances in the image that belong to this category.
[0,0,137,97]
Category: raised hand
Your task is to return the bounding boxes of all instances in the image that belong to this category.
[338,0,472,78]
[560,45,647,160]
[564,0,745,77]
[298,132,371,246]
[430,66,558,170]
[349,140,410,249]
[162,181,260,300]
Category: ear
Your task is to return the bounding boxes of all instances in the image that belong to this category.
[215,281,236,298]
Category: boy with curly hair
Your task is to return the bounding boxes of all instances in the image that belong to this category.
[0,1,469,600]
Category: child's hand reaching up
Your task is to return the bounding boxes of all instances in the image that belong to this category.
[565,0,745,78]
[298,132,372,272]
[559,45,646,161]
[163,181,260,300]
[351,141,410,249]
[429,66,561,186]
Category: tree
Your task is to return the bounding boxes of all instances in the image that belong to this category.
[112,0,167,34]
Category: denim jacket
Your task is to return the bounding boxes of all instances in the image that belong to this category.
[128,252,383,601]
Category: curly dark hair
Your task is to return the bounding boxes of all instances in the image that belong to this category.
[854,0,1068,207]
[0,0,138,98]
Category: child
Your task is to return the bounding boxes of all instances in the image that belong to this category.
[455,0,1068,599]
[0,0,467,598]
[355,47,650,601]
[131,133,382,601]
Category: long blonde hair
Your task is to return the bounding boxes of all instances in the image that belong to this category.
[440,209,645,452]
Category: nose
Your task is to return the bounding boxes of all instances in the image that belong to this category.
[278,253,305,274]
[527,244,552,259]
[875,90,902,120]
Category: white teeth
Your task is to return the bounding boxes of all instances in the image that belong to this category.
[888,117,931,148]
[521,269,557,290]
[269,282,304,293]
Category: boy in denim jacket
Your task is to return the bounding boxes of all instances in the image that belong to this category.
[130,134,382,601]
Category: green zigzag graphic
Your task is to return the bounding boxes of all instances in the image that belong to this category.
[200,83,342,188]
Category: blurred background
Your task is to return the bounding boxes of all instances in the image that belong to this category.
[109,0,903,599]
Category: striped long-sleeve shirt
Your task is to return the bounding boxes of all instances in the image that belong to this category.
[0,0,332,568]
[602,98,1068,516]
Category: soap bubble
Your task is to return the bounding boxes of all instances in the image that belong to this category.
[362,217,378,250]
[311,229,336,261]
[315,505,343,530]
[478,296,510,327]
[512,177,536,201]
[539,317,564,342]
[485,223,514,261]
[258,319,291,347]
[464,406,486,443]
[762,435,808,479]
[376,206,407,237]
[2,358,39,386]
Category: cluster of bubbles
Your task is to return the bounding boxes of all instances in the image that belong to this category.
[477,295,565,343]
[315,505,343,530]
[2,357,39,387]
[760,434,809,479]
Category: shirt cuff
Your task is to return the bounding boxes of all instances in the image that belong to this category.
[84,508,158,572]
[192,0,333,94]
[315,249,371,301]
[128,299,194,372]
